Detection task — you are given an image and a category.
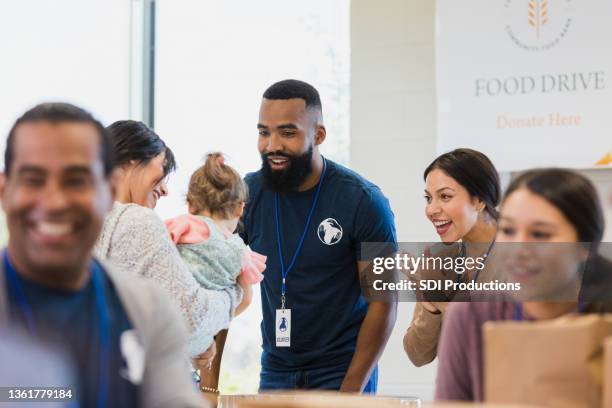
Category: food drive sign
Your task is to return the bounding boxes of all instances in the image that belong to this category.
[436,0,612,171]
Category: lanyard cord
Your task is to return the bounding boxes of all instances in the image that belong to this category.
[4,252,110,408]
[275,157,327,309]
[92,262,110,408]
[4,254,36,335]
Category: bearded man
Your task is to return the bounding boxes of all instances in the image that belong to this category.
[241,79,398,393]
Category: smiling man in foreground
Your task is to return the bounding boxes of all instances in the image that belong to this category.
[0,103,203,407]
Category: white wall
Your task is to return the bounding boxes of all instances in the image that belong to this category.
[350,0,438,401]
[350,3,612,404]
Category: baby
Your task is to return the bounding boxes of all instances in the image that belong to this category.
[165,153,265,324]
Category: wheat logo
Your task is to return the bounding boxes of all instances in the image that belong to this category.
[505,0,572,51]
[528,0,548,39]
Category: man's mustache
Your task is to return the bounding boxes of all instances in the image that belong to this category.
[262,152,294,160]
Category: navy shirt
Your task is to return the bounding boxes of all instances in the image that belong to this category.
[242,159,397,371]
[5,261,139,407]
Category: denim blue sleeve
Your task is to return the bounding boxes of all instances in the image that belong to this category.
[352,186,398,260]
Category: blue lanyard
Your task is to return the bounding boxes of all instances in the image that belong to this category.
[513,301,586,321]
[274,157,327,308]
[4,252,110,408]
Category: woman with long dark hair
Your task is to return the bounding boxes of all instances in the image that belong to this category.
[435,168,612,401]
[404,148,500,367]
[95,121,242,362]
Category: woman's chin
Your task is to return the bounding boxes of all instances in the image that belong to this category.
[439,232,460,243]
[145,197,158,209]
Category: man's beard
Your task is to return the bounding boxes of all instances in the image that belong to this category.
[261,146,313,193]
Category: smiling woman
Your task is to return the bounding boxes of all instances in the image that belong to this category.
[106,121,175,209]
[94,121,243,358]
[403,148,500,367]
[435,168,612,402]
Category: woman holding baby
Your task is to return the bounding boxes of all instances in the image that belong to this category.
[94,121,263,392]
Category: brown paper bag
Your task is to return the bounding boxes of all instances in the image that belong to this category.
[218,391,419,408]
[484,314,612,408]
[603,338,612,408]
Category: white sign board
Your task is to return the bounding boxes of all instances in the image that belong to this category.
[436,0,612,171]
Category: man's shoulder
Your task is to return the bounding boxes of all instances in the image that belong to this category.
[327,160,384,199]
[244,170,262,189]
[243,171,265,213]
[327,161,394,227]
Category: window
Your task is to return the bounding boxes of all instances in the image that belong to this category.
[0,0,132,145]
[0,0,133,247]
[1,0,350,393]
[155,0,350,393]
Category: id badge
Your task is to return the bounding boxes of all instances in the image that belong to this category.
[275,309,291,347]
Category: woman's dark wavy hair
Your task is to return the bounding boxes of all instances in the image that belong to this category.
[106,120,176,176]
[505,169,609,305]
[503,168,604,243]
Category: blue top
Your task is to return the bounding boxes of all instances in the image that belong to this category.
[5,261,139,407]
[242,159,397,370]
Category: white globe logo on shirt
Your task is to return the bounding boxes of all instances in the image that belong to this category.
[317,218,343,245]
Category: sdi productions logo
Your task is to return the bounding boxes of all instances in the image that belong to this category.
[504,0,574,51]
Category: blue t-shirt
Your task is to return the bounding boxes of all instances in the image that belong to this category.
[5,260,139,407]
[242,159,397,371]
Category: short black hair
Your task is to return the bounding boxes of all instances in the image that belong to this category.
[5,102,113,175]
[106,120,176,177]
[424,148,501,219]
[504,168,604,243]
[262,79,322,112]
